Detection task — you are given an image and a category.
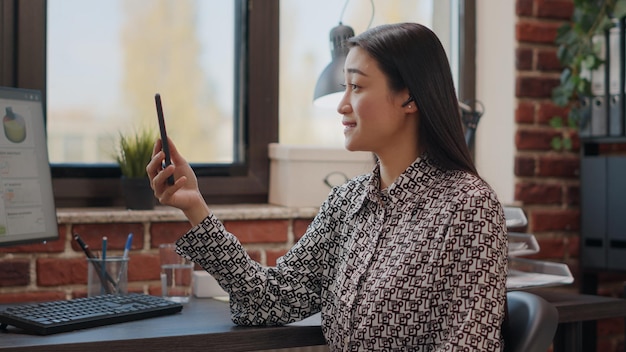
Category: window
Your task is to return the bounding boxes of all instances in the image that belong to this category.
[0,0,472,207]
[47,0,237,165]
[278,0,475,147]
[1,0,278,207]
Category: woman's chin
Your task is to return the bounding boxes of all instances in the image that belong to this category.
[344,142,363,152]
[344,135,369,152]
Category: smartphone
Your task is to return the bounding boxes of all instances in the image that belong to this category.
[155,93,175,185]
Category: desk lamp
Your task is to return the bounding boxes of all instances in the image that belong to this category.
[313,0,374,108]
[313,23,355,108]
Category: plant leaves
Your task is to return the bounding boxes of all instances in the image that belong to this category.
[552,85,572,106]
[114,128,158,178]
[563,136,573,150]
[551,136,563,151]
[552,0,618,135]
[550,117,565,128]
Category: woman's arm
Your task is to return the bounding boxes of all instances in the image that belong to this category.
[176,189,342,326]
[436,189,508,351]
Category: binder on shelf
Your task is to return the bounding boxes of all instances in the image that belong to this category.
[578,96,592,137]
[606,157,626,270]
[608,19,624,136]
[581,157,608,269]
[578,44,593,137]
[591,96,608,136]
[590,31,609,137]
[609,94,622,136]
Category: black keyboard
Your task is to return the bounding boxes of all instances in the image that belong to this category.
[0,293,183,335]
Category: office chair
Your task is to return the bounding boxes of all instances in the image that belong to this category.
[503,291,559,352]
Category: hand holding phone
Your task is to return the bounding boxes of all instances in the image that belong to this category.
[155,93,175,185]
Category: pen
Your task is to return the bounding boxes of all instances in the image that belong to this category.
[73,234,112,294]
[122,233,133,260]
[101,236,108,261]
[74,234,97,260]
[116,233,133,287]
[101,236,107,295]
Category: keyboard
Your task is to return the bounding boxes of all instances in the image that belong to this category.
[0,293,183,335]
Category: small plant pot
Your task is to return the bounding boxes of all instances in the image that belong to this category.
[121,177,156,210]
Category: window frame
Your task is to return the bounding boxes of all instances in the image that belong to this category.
[0,0,473,207]
[0,0,278,207]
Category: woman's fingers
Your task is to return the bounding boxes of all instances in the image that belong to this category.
[147,150,176,196]
[166,137,187,166]
[151,138,162,157]
[157,176,186,202]
[147,151,164,180]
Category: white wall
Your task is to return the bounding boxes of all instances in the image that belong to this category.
[474,1,516,205]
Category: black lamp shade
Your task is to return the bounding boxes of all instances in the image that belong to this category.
[313,24,355,107]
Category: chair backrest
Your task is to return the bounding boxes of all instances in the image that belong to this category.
[503,291,559,352]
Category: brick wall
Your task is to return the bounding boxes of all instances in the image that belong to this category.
[0,216,313,304]
[516,0,626,350]
[514,0,580,265]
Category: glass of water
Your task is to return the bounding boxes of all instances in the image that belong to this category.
[159,243,194,303]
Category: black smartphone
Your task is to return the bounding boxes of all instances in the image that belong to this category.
[155,93,175,185]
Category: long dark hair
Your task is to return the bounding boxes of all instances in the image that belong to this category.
[348,23,477,176]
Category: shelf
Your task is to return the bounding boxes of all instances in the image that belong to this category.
[508,232,540,257]
[504,206,527,228]
[580,136,626,144]
[507,257,574,290]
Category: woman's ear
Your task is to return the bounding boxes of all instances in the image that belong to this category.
[401,96,414,107]
[402,96,417,113]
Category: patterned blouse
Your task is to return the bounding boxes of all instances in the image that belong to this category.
[176,154,508,351]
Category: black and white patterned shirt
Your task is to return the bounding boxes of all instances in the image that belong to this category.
[177,154,508,351]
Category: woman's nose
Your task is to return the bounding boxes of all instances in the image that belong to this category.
[337,94,350,114]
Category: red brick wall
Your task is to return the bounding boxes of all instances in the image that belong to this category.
[516,1,625,350]
[0,217,313,304]
[514,0,580,266]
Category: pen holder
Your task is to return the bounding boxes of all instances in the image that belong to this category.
[87,257,129,297]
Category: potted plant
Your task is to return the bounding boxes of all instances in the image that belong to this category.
[113,127,158,210]
[551,0,626,149]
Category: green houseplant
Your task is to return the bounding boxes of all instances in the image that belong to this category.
[551,0,626,149]
[113,128,158,210]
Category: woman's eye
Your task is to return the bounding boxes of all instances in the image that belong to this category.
[340,83,359,90]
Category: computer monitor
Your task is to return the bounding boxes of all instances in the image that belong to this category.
[0,87,59,247]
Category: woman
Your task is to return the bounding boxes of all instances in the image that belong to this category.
[148,23,508,351]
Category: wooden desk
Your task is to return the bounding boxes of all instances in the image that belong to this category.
[1,298,325,352]
[2,290,626,352]
[529,289,626,352]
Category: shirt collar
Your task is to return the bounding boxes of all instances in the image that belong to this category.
[348,153,443,217]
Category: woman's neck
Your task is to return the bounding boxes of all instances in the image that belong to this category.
[377,147,421,189]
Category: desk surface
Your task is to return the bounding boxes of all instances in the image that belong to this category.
[529,288,626,323]
[1,298,325,352]
[2,290,626,352]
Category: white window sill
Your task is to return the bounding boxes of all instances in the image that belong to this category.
[56,204,320,224]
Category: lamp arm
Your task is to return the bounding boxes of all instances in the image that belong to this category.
[339,0,375,29]
[459,100,485,146]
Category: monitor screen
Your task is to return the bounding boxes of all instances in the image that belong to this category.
[0,87,59,247]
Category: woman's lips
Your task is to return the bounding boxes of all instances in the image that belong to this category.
[342,120,356,132]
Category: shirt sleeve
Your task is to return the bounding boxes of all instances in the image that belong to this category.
[175,192,341,326]
[434,189,508,351]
